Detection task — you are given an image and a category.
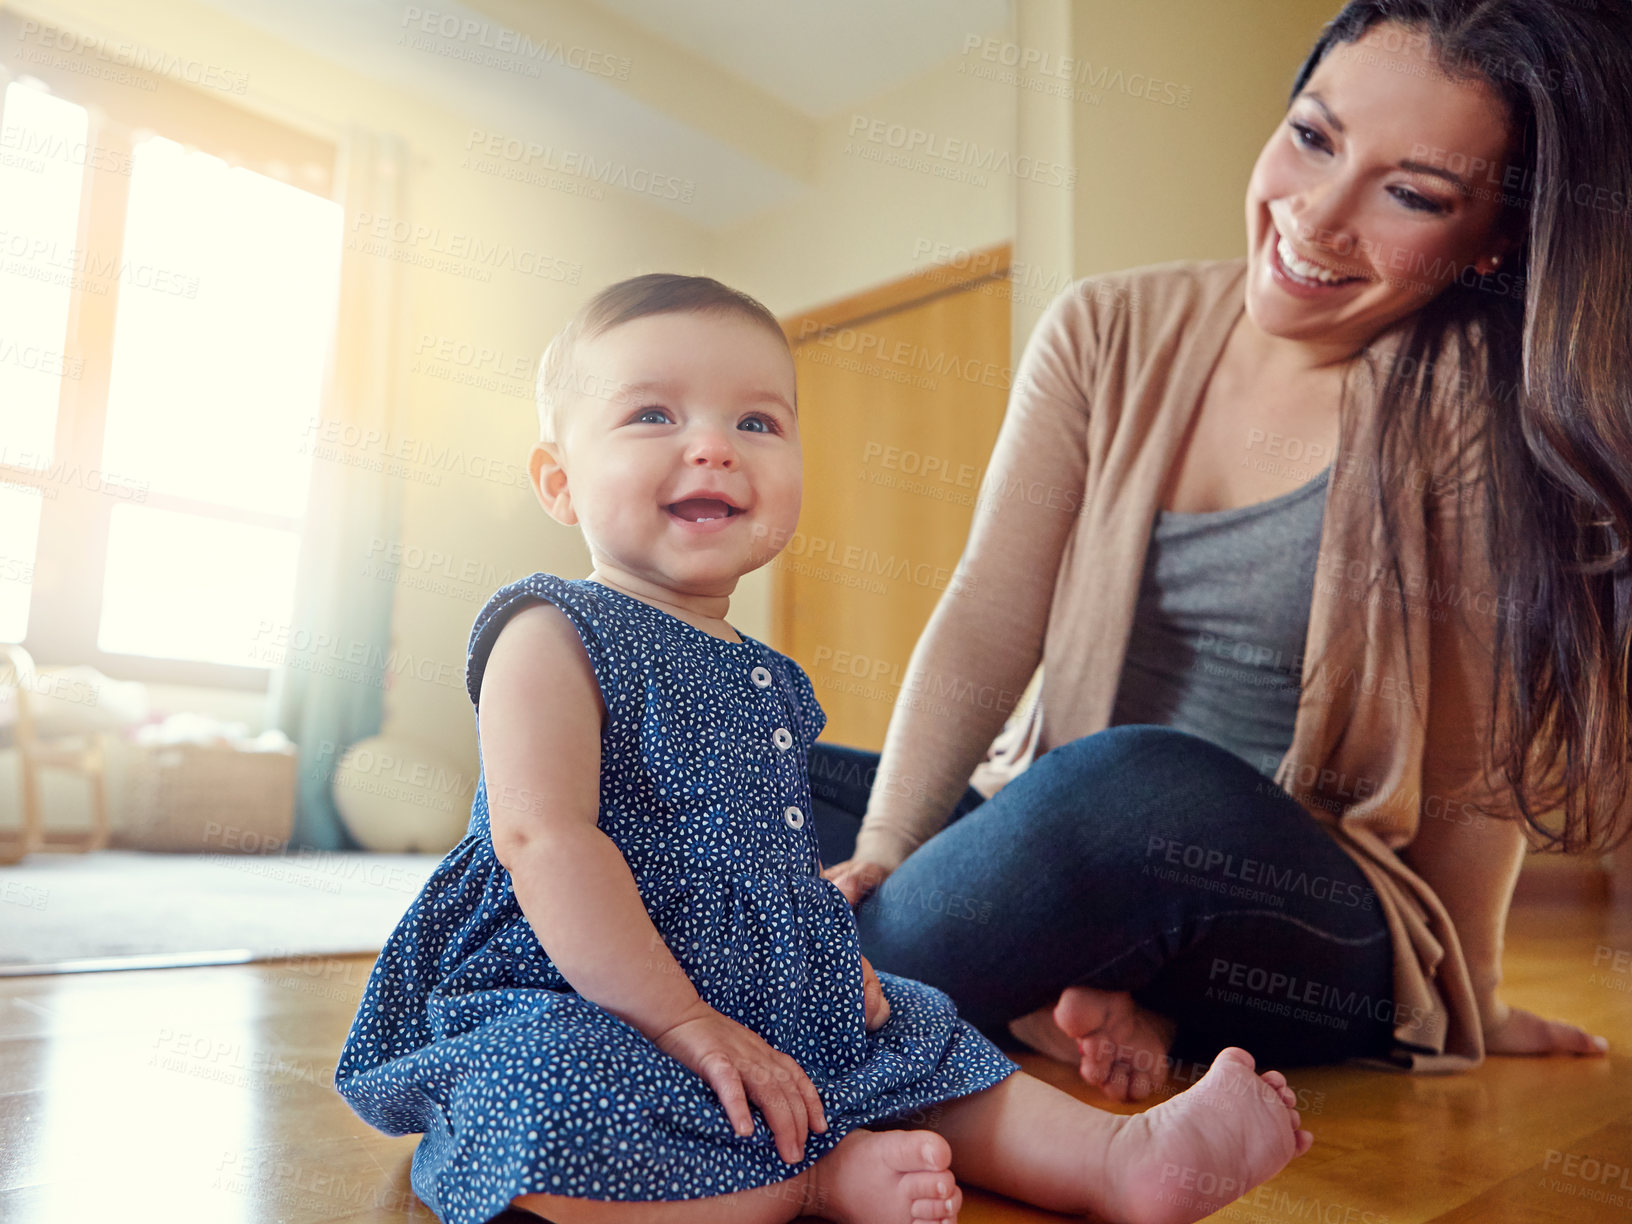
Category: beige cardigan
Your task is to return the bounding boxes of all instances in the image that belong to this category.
[852,254,1543,1071]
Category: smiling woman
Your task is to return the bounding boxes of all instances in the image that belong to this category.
[1264,3,1632,858]
[815,0,1632,1105]
[1239,26,1528,363]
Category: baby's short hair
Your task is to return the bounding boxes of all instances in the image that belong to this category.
[535,273,790,446]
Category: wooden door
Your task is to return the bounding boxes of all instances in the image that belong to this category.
[775,247,1012,750]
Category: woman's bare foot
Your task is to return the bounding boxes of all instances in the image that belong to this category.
[1006,989,1177,1101]
[808,1127,962,1223]
[1007,1003,1083,1063]
[1098,1047,1312,1224]
[1021,986,1176,1102]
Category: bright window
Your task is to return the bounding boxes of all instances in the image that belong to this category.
[0,44,339,687]
[0,82,84,464]
[0,485,45,644]
[0,81,89,643]
[100,136,340,518]
[95,136,342,665]
[99,504,302,666]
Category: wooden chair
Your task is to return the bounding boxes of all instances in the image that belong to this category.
[0,643,110,864]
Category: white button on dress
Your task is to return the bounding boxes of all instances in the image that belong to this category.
[750,666,772,688]
[783,805,805,830]
[772,727,793,751]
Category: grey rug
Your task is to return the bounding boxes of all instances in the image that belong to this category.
[0,848,444,974]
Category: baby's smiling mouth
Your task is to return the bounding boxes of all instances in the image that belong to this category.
[666,498,742,523]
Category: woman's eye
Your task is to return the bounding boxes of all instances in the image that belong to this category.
[1290,121,1328,152]
[1389,187,1447,214]
[1290,120,1448,215]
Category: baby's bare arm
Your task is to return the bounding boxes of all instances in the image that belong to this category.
[478,603,703,1039]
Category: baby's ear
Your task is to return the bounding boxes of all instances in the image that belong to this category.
[529,442,577,526]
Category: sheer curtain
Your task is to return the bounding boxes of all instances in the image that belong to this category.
[265,128,408,850]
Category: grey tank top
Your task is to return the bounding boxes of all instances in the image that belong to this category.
[1108,462,1332,778]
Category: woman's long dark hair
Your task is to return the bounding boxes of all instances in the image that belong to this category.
[1293,0,1631,852]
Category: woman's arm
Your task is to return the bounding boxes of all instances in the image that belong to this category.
[1397,797,1524,1032]
[1401,794,1606,1053]
[1404,459,1608,1055]
[851,282,1104,870]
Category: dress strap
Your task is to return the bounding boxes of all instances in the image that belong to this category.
[464,573,628,717]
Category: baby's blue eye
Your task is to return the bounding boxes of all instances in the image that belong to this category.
[739,415,778,434]
[633,407,670,424]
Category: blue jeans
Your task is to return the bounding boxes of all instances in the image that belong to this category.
[808,724,1397,1068]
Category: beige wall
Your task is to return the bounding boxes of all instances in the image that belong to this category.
[713,50,1016,318]
[708,35,1019,642]
[710,0,1343,373]
[1067,0,1340,276]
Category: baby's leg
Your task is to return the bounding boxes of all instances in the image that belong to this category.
[509,1176,813,1224]
[509,1126,962,1224]
[924,1048,1311,1224]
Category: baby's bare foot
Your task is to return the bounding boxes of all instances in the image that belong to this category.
[1052,986,1176,1102]
[808,1127,962,1224]
[1098,1047,1311,1224]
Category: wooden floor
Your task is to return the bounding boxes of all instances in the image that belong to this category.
[2,893,1629,1223]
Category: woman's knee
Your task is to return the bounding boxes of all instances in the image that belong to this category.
[961,726,1352,900]
[1042,724,1257,789]
[996,725,1257,840]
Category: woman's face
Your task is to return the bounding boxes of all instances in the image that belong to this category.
[1243,21,1521,358]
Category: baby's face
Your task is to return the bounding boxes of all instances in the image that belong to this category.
[550,310,802,597]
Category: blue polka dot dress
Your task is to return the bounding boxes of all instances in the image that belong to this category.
[334,573,1019,1222]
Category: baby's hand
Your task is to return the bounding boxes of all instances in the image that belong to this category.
[860,954,892,1030]
[650,999,828,1165]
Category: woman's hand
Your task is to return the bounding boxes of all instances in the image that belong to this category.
[859,954,892,1031]
[821,857,892,909]
[650,999,828,1164]
[1482,999,1610,1056]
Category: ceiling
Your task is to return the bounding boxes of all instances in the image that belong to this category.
[588,0,1012,118]
[183,0,1013,229]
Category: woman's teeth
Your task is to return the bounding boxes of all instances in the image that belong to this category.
[1276,233,1361,285]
